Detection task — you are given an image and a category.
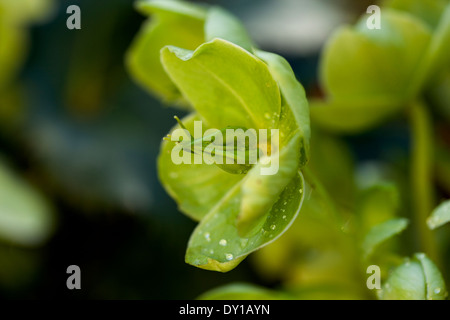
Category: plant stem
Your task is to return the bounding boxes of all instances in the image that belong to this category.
[409,100,439,264]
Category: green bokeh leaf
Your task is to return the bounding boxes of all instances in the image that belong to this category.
[0,0,54,25]
[427,199,450,229]
[161,38,281,130]
[310,98,402,134]
[185,172,304,272]
[126,0,206,105]
[361,218,409,260]
[0,159,55,246]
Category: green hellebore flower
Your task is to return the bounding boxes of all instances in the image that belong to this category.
[127,0,310,272]
[310,3,450,133]
[379,253,448,300]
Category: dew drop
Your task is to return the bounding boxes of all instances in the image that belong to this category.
[282,215,287,220]
[264,112,271,120]
[283,202,287,205]
[219,239,227,246]
[204,232,211,242]
[270,225,276,230]
[225,253,233,261]
[210,249,214,254]
[434,288,441,294]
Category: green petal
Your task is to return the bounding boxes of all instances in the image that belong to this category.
[126,0,206,105]
[158,113,243,222]
[0,0,54,24]
[238,133,300,236]
[205,6,255,53]
[0,159,55,246]
[185,172,305,272]
[385,0,448,29]
[255,50,310,166]
[427,199,450,229]
[160,38,281,130]
[0,14,27,89]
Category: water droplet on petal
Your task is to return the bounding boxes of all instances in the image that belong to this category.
[282,215,287,220]
[270,225,276,230]
[225,253,233,261]
[204,232,211,242]
[219,239,227,246]
[434,288,441,294]
[264,112,271,120]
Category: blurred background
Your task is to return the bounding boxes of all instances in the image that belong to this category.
[1,0,448,299]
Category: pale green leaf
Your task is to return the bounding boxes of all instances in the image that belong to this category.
[185,172,304,272]
[0,159,55,246]
[160,38,281,130]
[136,0,207,19]
[0,0,54,24]
[205,6,254,52]
[361,218,409,260]
[126,0,206,105]
[0,15,27,90]
[427,199,450,229]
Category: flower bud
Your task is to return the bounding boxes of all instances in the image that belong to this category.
[379,253,447,300]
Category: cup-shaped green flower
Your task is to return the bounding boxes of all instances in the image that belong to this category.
[311,1,450,133]
[379,253,447,300]
[127,0,310,272]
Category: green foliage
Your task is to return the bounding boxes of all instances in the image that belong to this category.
[427,200,450,229]
[0,159,55,246]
